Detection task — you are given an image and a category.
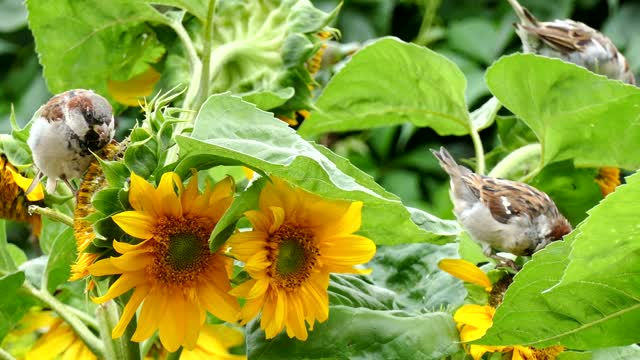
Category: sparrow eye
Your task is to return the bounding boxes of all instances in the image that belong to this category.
[85,112,94,122]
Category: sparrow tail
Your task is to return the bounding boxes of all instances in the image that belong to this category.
[430,146,470,178]
[507,0,538,27]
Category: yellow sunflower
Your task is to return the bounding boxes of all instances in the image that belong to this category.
[21,311,97,360]
[440,259,564,359]
[0,154,44,236]
[228,177,376,341]
[595,167,620,196]
[180,324,246,360]
[88,171,240,352]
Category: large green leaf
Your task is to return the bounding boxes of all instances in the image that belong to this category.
[368,243,466,311]
[478,172,640,349]
[298,37,470,137]
[176,94,459,245]
[0,220,17,272]
[246,307,460,359]
[486,54,640,169]
[0,271,35,343]
[26,0,167,101]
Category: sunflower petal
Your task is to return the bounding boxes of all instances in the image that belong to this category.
[132,287,165,342]
[112,285,151,338]
[91,271,146,303]
[112,211,155,239]
[439,259,492,291]
[156,172,182,218]
[129,173,159,215]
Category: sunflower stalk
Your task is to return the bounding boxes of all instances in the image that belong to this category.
[0,347,16,360]
[166,347,183,360]
[96,301,140,360]
[23,282,104,357]
[193,0,217,113]
[27,205,73,227]
[488,143,542,180]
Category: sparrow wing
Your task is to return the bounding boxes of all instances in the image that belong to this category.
[465,176,554,224]
[521,21,594,53]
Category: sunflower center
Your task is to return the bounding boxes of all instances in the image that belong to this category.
[151,217,214,285]
[267,224,319,291]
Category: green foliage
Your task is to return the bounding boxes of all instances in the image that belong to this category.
[487,54,640,169]
[177,93,459,246]
[299,37,471,137]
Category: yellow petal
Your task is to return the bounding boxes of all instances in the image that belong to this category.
[107,67,161,107]
[7,166,45,201]
[206,176,235,221]
[197,277,240,323]
[91,271,146,303]
[128,173,160,215]
[320,234,376,267]
[132,287,165,342]
[87,258,120,277]
[112,211,155,239]
[439,259,493,292]
[112,239,151,254]
[158,291,186,352]
[244,210,272,233]
[109,251,152,272]
[285,292,308,340]
[112,285,151,338]
[453,304,495,336]
[156,172,182,218]
[268,206,285,233]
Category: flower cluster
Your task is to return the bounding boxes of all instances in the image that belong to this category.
[78,172,376,351]
[439,259,564,360]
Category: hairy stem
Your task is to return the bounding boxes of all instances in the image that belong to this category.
[96,301,140,360]
[24,282,104,357]
[169,20,201,112]
[28,205,73,227]
[469,126,486,175]
[488,143,542,180]
[193,0,217,112]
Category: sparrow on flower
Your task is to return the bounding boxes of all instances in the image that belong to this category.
[27,89,115,194]
[432,147,572,257]
[507,0,635,85]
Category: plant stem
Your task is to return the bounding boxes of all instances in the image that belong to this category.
[469,126,486,175]
[170,20,201,112]
[24,282,104,357]
[0,347,16,360]
[28,205,73,227]
[488,143,542,180]
[96,301,140,360]
[193,0,217,112]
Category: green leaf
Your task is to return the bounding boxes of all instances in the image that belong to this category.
[43,227,75,293]
[368,243,466,311]
[97,158,130,188]
[529,161,602,226]
[242,87,295,111]
[328,274,396,311]
[478,172,640,349]
[19,256,47,288]
[0,272,33,343]
[470,96,501,131]
[0,134,33,167]
[486,54,640,169]
[246,307,460,359]
[177,93,457,245]
[0,220,17,272]
[298,37,470,137]
[26,0,167,102]
[124,141,158,179]
[447,18,512,65]
[0,0,28,32]
[92,188,126,216]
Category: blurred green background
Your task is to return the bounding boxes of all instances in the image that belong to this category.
[2,0,639,242]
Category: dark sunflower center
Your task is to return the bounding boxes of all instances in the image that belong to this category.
[267,224,319,291]
[151,217,214,285]
[167,232,202,271]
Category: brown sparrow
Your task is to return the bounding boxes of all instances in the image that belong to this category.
[507,0,635,85]
[432,147,572,257]
[27,89,115,194]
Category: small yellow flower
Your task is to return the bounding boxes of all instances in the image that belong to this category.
[454,304,564,360]
[21,312,97,360]
[228,177,376,341]
[88,171,240,352]
[180,324,246,360]
[0,155,44,236]
[595,167,620,196]
[438,259,492,292]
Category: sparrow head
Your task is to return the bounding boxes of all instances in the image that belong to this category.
[549,216,572,241]
[65,90,115,151]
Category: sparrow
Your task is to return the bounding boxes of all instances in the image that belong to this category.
[431,147,572,257]
[27,89,115,194]
[507,0,635,85]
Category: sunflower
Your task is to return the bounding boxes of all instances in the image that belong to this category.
[594,167,620,196]
[180,324,246,360]
[440,259,564,360]
[88,171,240,352]
[228,177,376,341]
[18,311,97,360]
[0,154,44,236]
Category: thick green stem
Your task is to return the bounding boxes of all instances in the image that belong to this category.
[24,282,104,357]
[96,301,140,360]
[488,143,542,180]
[28,205,73,227]
[193,0,217,112]
[170,20,201,112]
[469,126,486,175]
